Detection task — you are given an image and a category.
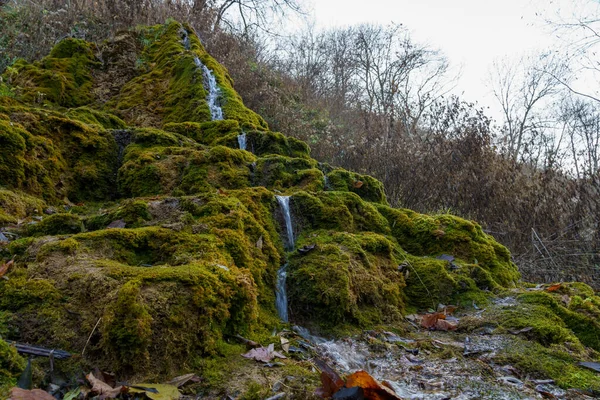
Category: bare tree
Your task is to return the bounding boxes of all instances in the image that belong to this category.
[489,51,569,161]
[560,96,600,178]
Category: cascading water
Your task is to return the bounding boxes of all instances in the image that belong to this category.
[238,131,247,151]
[276,195,294,250]
[275,195,294,322]
[276,264,289,322]
[181,28,224,121]
[193,57,224,121]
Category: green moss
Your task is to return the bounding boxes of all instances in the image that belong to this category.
[377,206,519,289]
[110,22,267,129]
[254,155,323,192]
[27,213,84,236]
[0,106,119,202]
[0,189,46,226]
[495,338,600,392]
[292,191,390,235]
[517,291,600,351]
[5,38,98,107]
[0,338,26,395]
[103,279,153,370]
[327,169,387,204]
[64,107,127,129]
[288,230,405,329]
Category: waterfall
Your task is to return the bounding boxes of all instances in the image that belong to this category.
[193,57,224,121]
[276,264,289,322]
[238,131,247,151]
[275,195,294,322]
[276,195,294,250]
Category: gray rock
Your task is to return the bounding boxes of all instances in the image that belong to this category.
[333,387,365,400]
[107,219,126,229]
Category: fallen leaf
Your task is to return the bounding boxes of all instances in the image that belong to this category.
[86,373,127,398]
[9,388,55,400]
[313,358,344,398]
[508,327,533,335]
[435,318,458,331]
[129,384,180,400]
[353,180,364,188]
[442,305,458,315]
[166,373,202,387]
[0,257,14,278]
[241,343,287,362]
[546,283,562,292]
[281,337,290,353]
[345,370,402,400]
[420,312,444,329]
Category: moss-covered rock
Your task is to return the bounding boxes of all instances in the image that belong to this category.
[5,38,98,107]
[28,213,84,236]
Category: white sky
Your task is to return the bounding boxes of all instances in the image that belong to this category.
[305,0,566,121]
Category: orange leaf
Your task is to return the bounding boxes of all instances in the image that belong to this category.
[346,370,402,400]
[420,312,444,329]
[353,181,364,188]
[546,283,562,292]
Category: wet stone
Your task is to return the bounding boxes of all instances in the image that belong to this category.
[332,386,365,400]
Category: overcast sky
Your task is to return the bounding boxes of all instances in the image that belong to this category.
[304,0,567,121]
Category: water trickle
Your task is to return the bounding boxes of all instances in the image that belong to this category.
[238,131,247,151]
[276,195,294,250]
[193,57,224,121]
[181,29,191,50]
[276,264,289,322]
[275,195,294,322]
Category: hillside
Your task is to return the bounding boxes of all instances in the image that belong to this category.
[0,21,599,399]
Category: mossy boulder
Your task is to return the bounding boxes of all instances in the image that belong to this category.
[27,213,84,236]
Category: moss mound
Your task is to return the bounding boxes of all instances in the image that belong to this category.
[2,20,595,393]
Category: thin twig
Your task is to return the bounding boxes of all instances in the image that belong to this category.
[82,317,102,356]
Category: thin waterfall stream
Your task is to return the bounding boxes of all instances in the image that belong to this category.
[238,131,247,150]
[181,28,224,121]
[193,57,224,121]
[275,195,294,322]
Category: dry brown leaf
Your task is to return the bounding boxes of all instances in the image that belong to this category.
[345,370,402,400]
[0,258,14,278]
[435,318,458,331]
[9,388,55,400]
[314,358,344,398]
[442,305,458,315]
[353,180,364,188]
[546,283,562,292]
[86,373,127,398]
[420,312,444,329]
[166,373,202,387]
